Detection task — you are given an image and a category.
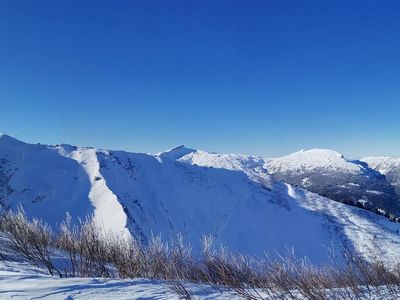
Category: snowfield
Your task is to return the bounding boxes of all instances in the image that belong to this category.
[0,260,233,299]
[0,135,400,265]
[1,258,399,300]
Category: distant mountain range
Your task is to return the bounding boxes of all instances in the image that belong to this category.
[1,133,400,264]
[178,146,400,217]
[266,149,400,218]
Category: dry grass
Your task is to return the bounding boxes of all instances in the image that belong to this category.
[1,209,400,299]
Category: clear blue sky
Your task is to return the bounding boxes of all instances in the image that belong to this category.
[1,0,400,157]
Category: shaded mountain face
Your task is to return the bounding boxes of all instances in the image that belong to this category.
[264,149,400,216]
[363,157,400,204]
[0,135,95,226]
[1,135,400,264]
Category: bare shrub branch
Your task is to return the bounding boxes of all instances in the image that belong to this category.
[1,210,400,299]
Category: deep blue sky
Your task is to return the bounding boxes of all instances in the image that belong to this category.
[1,0,400,157]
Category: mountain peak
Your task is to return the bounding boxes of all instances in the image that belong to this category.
[267,148,355,173]
[0,133,24,144]
[296,149,344,159]
[158,145,196,160]
[0,132,8,139]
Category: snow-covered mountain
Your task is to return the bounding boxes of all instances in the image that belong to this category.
[175,148,400,216]
[264,149,400,216]
[173,146,271,184]
[1,134,400,264]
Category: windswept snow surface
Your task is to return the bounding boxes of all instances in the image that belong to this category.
[0,257,398,300]
[1,136,400,264]
[265,149,399,215]
[0,260,235,299]
[177,148,271,184]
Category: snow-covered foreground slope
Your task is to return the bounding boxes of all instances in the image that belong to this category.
[0,260,234,300]
[264,149,400,215]
[1,258,399,300]
[1,135,400,264]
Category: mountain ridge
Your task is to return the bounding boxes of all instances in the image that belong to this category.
[1,135,400,264]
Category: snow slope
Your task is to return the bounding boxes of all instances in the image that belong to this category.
[0,135,94,226]
[1,260,398,300]
[264,149,400,215]
[0,260,235,299]
[1,135,400,264]
[177,148,271,184]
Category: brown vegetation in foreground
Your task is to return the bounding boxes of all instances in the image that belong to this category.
[1,209,400,299]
